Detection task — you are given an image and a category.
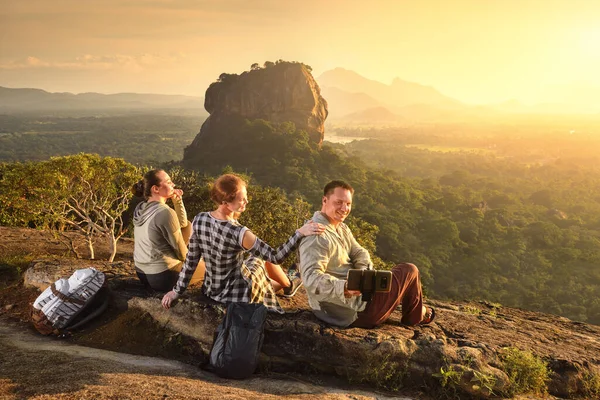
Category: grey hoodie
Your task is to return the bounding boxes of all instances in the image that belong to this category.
[133,200,187,275]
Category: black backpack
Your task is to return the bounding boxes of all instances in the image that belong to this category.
[209,302,268,379]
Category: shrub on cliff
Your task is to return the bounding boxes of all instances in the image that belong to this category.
[0,154,139,261]
[499,347,550,397]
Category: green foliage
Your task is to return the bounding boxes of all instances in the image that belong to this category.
[499,347,550,397]
[350,354,407,392]
[0,114,202,164]
[433,365,464,398]
[217,73,239,83]
[239,185,312,268]
[432,357,498,398]
[580,369,600,398]
[470,370,496,396]
[434,365,463,387]
[256,60,311,71]
[0,252,35,286]
[180,117,600,325]
[462,305,482,316]
[4,110,600,327]
[345,216,389,269]
[0,154,139,261]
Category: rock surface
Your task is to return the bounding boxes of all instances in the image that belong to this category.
[1,322,410,400]
[20,259,600,399]
[184,62,328,159]
[23,258,134,291]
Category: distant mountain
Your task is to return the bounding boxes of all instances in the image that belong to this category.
[0,87,205,112]
[319,86,382,118]
[317,68,460,108]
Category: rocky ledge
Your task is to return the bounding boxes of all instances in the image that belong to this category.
[22,259,600,399]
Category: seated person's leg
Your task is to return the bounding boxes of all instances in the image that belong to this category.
[268,278,282,292]
[352,271,402,329]
[169,260,205,286]
[352,263,424,328]
[135,268,178,293]
[395,263,425,326]
[264,261,291,291]
[135,267,151,288]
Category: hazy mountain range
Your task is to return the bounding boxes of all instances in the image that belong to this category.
[0,87,205,112]
[318,68,470,123]
[317,68,600,122]
[1,67,598,122]
[319,68,459,110]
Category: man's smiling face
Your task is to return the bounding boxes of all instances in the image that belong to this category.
[321,187,352,226]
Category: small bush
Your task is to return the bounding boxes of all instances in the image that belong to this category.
[0,252,34,286]
[462,305,482,316]
[432,364,464,399]
[580,369,600,398]
[470,369,497,396]
[499,347,550,396]
[434,365,463,387]
[350,354,408,392]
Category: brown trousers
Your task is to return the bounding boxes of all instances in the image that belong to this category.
[352,263,424,328]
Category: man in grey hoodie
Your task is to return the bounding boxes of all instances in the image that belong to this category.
[132,169,204,292]
[298,180,435,328]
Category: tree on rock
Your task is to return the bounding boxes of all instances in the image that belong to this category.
[0,154,139,261]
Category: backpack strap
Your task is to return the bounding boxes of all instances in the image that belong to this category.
[50,283,86,306]
[31,307,60,336]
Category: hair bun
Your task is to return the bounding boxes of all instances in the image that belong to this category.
[132,180,144,197]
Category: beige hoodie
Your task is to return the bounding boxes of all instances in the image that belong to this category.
[133,200,188,275]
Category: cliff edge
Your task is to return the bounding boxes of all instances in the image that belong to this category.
[11,256,600,400]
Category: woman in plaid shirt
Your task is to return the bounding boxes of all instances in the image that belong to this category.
[162,174,325,313]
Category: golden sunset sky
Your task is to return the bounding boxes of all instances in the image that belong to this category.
[1,0,600,105]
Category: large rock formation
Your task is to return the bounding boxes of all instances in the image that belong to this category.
[184,62,328,163]
[21,259,600,399]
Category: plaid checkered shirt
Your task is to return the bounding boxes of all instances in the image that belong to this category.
[174,212,303,312]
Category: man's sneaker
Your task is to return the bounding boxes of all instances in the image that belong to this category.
[283,266,303,298]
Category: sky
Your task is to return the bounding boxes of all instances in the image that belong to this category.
[2,0,600,105]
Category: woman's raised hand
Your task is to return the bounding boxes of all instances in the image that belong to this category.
[297,221,326,237]
[171,189,184,202]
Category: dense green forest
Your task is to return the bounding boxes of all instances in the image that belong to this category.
[0,113,203,164]
[2,112,600,325]
[183,117,600,324]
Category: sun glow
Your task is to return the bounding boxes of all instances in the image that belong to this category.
[578,28,600,59]
[3,1,600,106]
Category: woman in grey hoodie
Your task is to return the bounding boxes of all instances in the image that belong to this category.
[132,169,204,292]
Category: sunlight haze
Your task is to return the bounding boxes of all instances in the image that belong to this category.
[2,0,600,107]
